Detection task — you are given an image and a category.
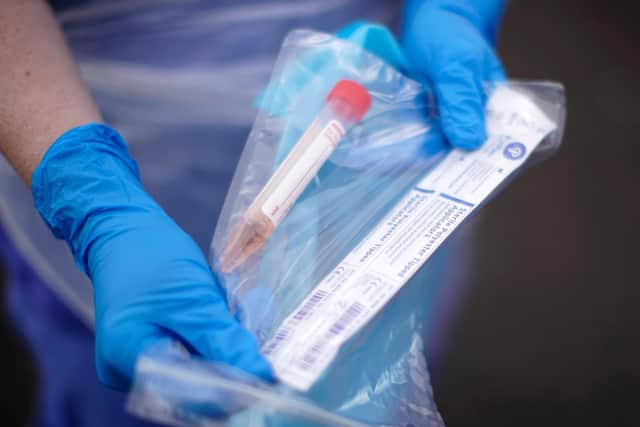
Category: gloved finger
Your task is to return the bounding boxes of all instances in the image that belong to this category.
[168,295,275,383]
[485,49,507,82]
[95,321,166,390]
[132,338,273,422]
[432,55,487,150]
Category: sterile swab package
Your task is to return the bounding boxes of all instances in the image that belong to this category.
[127,27,566,427]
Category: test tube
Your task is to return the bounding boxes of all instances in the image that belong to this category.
[219,79,371,273]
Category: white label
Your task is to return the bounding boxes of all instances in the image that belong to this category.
[263,87,557,391]
[262,120,345,225]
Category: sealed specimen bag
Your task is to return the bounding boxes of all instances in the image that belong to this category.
[128,25,566,427]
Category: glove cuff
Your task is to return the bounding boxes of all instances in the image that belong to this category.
[32,123,144,273]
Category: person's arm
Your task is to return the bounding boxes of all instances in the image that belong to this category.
[0,0,101,185]
[402,0,507,150]
[1,0,273,390]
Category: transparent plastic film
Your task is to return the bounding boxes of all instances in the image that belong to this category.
[128,342,371,427]
[219,81,372,273]
[128,27,566,427]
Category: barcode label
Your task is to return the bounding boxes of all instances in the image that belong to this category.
[293,290,328,321]
[261,325,292,357]
[298,341,327,370]
[263,87,557,391]
[328,302,365,336]
[297,302,366,371]
[262,289,329,358]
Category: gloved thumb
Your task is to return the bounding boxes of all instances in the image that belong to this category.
[432,46,507,150]
[166,295,276,383]
[432,58,487,150]
[96,303,274,390]
[401,3,507,151]
[95,321,166,390]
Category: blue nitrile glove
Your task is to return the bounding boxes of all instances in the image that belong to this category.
[402,0,507,150]
[31,123,274,390]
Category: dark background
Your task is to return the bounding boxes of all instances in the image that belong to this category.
[1,0,638,426]
[432,1,640,426]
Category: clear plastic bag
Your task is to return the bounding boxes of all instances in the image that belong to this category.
[128,342,372,427]
[128,28,565,427]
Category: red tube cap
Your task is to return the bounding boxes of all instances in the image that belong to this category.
[326,79,371,123]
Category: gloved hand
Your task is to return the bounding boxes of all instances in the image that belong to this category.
[32,123,274,390]
[402,0,507,150]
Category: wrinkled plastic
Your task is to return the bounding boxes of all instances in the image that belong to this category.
[218,82,372,273]
[129,342,370,427]
[127,29,565,427]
